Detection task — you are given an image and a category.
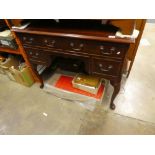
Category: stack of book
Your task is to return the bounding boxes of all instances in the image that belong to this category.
[72,74,104,95]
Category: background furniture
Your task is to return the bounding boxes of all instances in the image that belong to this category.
[3,19,41,82]
[0,19,20,55]
[125,19,146,77]
[108,19,135,35]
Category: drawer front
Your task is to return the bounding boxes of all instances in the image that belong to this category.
[29,58,49,66]
[87,41,127,59]
[18,33,69,50]
[18,33,65,49]
[57,38,89,53]
[18,33,63,49]
[24,47,51,66]
[18,33,42,46]
[25,48,48,59]
[92,58,122,76]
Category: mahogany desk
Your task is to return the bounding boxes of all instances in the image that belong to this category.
[12,20,135,110]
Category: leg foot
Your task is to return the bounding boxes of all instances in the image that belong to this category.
[40,84,44,89]
[109,81,121,110]
[110,103,116,110]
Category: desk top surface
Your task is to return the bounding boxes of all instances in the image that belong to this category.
[12,20,135,44]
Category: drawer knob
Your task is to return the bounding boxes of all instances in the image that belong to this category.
[99,64,113,72]
[100,45,104,50]
[44,39,48,43]
[80,43,84,48]
[70,42,74,47]
[29,51,32,55]
[29,38,34,41]
[36,53,39,56]
[23,37,26,40]
[99,63,103,67]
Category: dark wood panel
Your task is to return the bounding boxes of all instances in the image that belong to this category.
[92,58,122,76]
[0,47,21,55]
[24,47,51,66]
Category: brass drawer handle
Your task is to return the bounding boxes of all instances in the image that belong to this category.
[70,42,84,51]
[100,46,112,55]
[24,37,34,44]
[29,38,34,41]
[101,50,112,55]
[45,39,55,47]
[100,45,104,50]
[99,64,113,72]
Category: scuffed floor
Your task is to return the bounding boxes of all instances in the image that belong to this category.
[0,23,155,134]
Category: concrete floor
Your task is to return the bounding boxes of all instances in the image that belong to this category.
[0,23,155,134]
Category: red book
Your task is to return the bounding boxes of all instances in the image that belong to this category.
[55,75,104,99]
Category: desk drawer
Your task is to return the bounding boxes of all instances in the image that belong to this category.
[89,42,127,59]
[24,47,51,66]
[18,34,42,46]
[57,38,89,53]
[29,58,49,66]
[18,34,69,50]
[18,33,65,49]
[92,58,122,76]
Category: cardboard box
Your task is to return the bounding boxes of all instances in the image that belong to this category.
[0,56,34,86]
[0,56,6,74]
[4,68,16,81]
[0,55,19,69]
[10,65,35,87]
[0,55,19,79]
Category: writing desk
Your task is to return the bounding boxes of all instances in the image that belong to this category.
[12,20,134,110]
